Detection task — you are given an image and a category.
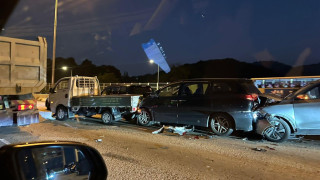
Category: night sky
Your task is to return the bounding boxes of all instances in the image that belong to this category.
[2,0,320,75]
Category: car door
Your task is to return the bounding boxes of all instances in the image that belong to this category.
[152,83,181,124]
[293,84,320,135]
[49,78,71,112]
[177,82,209,126]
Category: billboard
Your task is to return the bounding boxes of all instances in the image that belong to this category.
[142,39,170,73]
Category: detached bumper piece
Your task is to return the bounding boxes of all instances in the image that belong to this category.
[14,110,39,126]
[255,119,271,135]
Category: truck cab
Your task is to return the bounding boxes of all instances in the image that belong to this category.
[48,76,100,115]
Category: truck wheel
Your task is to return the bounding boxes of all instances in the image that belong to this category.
[264,117,290,142]
[210,113,234,136]
[137,109,152,126]
[101,111,113,124]
[56,106,67,120]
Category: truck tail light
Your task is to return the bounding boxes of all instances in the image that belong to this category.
[245,94,258,101]
[18,104,34,111]
[132,107,137,112]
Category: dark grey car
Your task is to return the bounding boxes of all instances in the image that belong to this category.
[136,78,260,136]
[257,80,320,142]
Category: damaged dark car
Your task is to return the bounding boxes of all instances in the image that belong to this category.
[136,78,261,136]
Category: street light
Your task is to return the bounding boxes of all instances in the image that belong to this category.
[149,59,159,90]
[62,66,72,77]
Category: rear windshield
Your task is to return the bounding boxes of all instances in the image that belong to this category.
[240,81,261,94]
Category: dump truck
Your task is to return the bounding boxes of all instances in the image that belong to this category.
[47,76,140,124]
[0,36,47,126]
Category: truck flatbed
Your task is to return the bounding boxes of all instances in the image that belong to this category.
[71,95,138,107]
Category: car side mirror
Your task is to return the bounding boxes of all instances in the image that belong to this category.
[0,141,108,180]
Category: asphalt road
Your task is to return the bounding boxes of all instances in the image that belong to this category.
[0,102,320,179]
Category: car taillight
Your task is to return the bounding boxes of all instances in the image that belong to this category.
[245,94,258,101]
[18,104,34,111]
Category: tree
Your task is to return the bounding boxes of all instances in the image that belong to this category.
[98,73,120,83]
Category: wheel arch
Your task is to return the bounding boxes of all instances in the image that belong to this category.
[100,107,114,119]
[139,107,154,121]
[53,104,67,114]
[273,115,295,134]
[207,112,236,129]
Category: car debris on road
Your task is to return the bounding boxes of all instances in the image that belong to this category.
[152,125,194,135]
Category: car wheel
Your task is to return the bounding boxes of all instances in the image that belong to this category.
[210,113,234,136]
[45,98,51,110]
[264,117,290,142]
[101,111,113,124]
[137,109,152,126]
[56,106,67,120]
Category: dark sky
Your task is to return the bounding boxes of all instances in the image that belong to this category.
[2,0,320,76]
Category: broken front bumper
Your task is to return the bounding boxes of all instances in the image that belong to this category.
[255,119,271,135]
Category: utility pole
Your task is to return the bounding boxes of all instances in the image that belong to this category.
[51,0,58,85]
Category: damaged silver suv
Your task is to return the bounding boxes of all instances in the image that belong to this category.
[136,78,260,136]
[256,80,320,142]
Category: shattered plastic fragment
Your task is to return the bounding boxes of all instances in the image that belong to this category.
[251,147,267,152]
[172,126,187,135]
[39,111,55,120]
[152,126,165,134]
[95,139,102,142]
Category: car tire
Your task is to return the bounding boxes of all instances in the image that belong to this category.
[101,111,113,124]
[45,98,51,110]
[210,113,234,136]
[56,106,67,120]
[264,117,290,142]
[137,109,152,126]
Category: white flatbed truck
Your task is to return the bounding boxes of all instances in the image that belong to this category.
[48,76,140,124]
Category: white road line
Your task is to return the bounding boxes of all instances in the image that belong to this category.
[0,139,10,145]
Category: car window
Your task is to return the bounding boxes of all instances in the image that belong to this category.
[54,79,69,91]
[180,83,208,96]
[306,86,320,99]
[206,82,236,94]
[158,84,180,97]
[240,81,261,94]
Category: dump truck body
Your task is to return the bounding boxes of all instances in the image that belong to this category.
[0,36,47,126]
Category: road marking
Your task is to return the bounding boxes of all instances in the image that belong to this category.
[0,139,10,145]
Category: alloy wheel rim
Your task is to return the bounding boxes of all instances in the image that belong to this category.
[213,116,229,133]
[139,111,149,124]
[265,120,285,140]
[102,113,111,123]
[58,108,64,119]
